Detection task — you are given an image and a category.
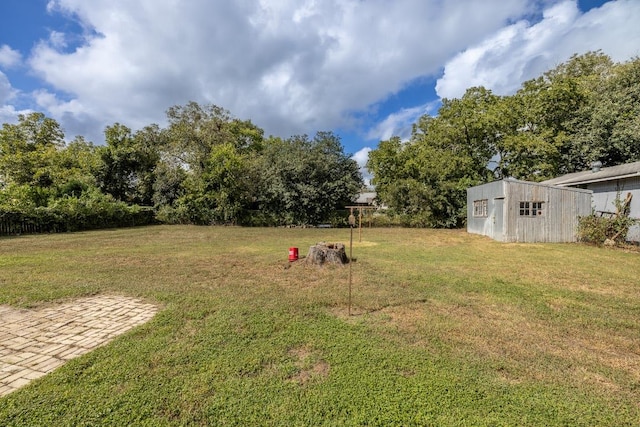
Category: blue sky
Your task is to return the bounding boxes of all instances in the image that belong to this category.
[1,0,639,176]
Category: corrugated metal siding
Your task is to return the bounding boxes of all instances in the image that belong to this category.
[628,225,640,242]
[586,176,640,242]
[468,180,592,243]
[588,177,640,214]
[503,181,591,243]
[466,180,505,240]
[505,181,547,242]
[554,185,593,242]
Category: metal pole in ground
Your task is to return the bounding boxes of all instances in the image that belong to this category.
[348,212,355,316]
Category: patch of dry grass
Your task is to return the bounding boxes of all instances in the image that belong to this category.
[287,345,330,385]
[1,225,639,425]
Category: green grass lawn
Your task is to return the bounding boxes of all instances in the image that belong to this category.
[1,225,639,426]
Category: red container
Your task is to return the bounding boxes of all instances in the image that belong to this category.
[288,247,299,262]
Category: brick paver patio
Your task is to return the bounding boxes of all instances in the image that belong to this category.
[0,295,157,397]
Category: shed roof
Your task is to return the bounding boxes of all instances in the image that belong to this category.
[470,178,591,194]
[542,161,640,187]
[353,191,377,204]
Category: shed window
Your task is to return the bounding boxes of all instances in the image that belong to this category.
[473,199,488,217]
[519,201,544,217]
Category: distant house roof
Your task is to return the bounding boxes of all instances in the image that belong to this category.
[542,161,640,187]
[353,191,377,205]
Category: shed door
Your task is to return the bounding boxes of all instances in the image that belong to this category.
[493,198,504,241]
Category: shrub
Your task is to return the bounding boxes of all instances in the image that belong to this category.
[577,214,636,245]
[0,191,156,235]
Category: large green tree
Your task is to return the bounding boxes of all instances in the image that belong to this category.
[495,51,614,179]
[0,112,64,188]
[171,143,256,225]
[574,56,640,167]
[368,51,640,228]
[96,123,161,205]
[156,102,264,224]
[49,136,101,198]
[257,132,362,225]
[163,101,263,176]
[368,107,488,228]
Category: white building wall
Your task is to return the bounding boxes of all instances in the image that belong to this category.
[586,177,640,242]
[468,180,592,243]
[467,181,505,241]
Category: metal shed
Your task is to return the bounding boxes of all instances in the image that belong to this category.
[467,179,592,243]
[542,161,640,242]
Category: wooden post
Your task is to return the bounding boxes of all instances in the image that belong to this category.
[348,212,355,317]
[349,226,353,316]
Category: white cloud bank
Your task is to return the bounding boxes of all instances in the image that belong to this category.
[0,0,639,148]
[352,146,373,186]
[15,0,530,142]
[435,0,640,99]
[0,45,28,125]
[0,45,22,69]
[365,0,640,143]
[366,101,440,143]
[0,45,22,112]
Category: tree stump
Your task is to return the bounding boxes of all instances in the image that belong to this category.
[305,242,348,266]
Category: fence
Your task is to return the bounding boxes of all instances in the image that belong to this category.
[0,218,44,235]
[0,208,157,236]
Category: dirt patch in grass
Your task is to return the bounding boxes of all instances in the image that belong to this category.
[287,346,330,385]
[369,296,640,395]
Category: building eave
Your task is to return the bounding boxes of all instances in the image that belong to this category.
[553,171,640,187]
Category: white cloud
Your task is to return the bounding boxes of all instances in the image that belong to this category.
[436,0,640,99]
[0,47,27,124]
[352,146,373,187]
[47,31,68,50]
[0,45,22,69]
[0,73,14,105]
[26,0,532,143]
[366,102,438,142]
[5,0,638,149]
[352,146,372,169]
[0,104,33,127]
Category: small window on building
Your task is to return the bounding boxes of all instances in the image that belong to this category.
[519,201,544,217]
[473,199,488,217]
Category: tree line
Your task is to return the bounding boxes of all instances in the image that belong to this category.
[3,51,639,232]
[367,51,640,228]
[0,102,363,231]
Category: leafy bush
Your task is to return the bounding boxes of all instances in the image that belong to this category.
[0,190,155,235]
[154,204,192,225]
[367,213,403,227]
[238,210,280,227]
[577,214,636,245]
